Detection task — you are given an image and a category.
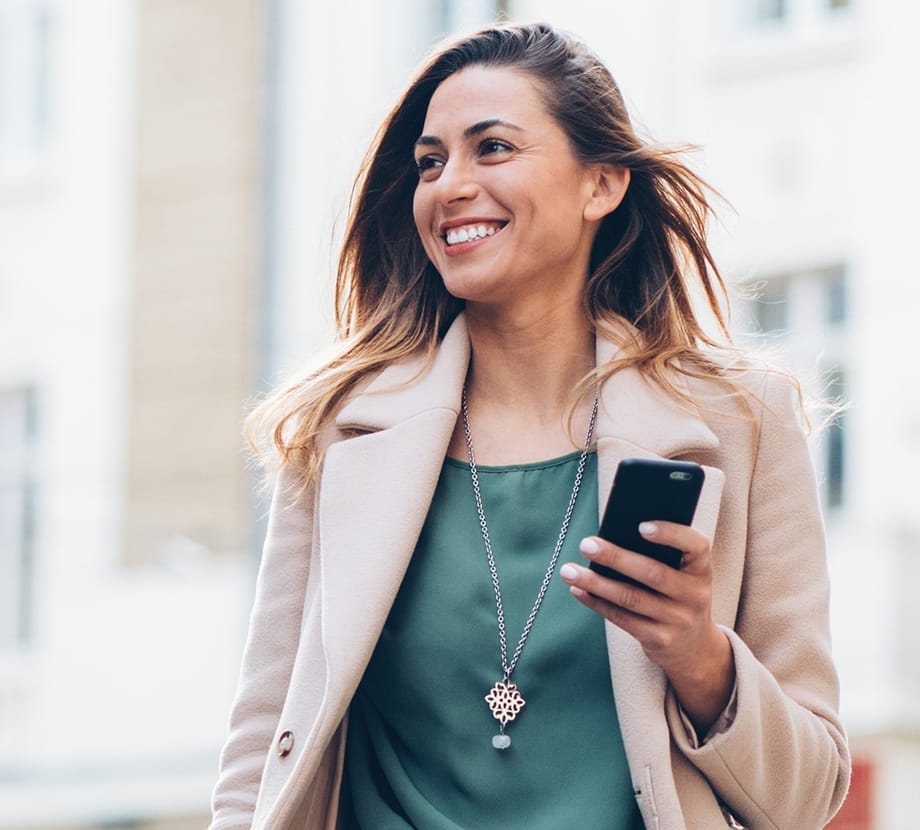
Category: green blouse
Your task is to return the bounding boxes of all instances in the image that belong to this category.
[338,451,644,830]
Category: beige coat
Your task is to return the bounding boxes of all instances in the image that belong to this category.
[210,316,850,830]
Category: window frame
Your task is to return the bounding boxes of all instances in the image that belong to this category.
[738,264,850,512]
[0,0,55,183]
[0,385,37,649]
[711,0,863,75]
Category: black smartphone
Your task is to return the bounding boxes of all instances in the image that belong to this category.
[589,458,704,586]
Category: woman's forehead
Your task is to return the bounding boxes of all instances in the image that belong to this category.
[422,66,550,135]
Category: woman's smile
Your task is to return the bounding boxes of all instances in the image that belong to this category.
[441,219,508,256]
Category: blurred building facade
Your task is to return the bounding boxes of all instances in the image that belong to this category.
[1,0,917,828]
[0,0,262,826]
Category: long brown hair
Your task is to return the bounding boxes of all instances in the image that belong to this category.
[248,22,760,489]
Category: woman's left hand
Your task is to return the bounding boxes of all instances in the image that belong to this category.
[559,521,735,735]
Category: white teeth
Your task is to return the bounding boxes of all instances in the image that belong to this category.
[445,223,502,246]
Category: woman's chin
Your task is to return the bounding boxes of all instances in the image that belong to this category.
[438,277,505,306]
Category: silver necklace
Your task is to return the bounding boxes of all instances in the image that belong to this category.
[461,387,599,750]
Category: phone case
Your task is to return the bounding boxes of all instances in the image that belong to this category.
[590,457,704,585]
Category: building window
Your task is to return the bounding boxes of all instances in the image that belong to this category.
[823,367,846,508]
[743,0,788,23]
[825,266,846,325]
[732,0,858,36]
[0,0,54,174]
[0,387,36,648]
[741,265,850,510]
[750,275,789,334]
[430,0,505,40]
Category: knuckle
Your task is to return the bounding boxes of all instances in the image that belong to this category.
[648,628,671,651]
[674,611,693,632]
[604,545,623,569]
[691,590,709,612]
[641,563,663,590]
[618,585,643,612]
[607,604,628,628]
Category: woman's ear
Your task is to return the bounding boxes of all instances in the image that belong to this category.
[583,165,630,222]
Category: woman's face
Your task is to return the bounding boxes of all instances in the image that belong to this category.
[412,65,609,314]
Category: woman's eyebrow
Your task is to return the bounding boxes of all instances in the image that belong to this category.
[415,118,524,148]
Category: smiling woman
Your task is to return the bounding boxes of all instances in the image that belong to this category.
[411,67,628,315]
[210,22,850,830]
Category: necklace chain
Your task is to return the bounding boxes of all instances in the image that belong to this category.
[461,388,600,682]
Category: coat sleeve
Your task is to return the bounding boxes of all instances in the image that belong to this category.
[209,464,316,830]
[665,372,851,829]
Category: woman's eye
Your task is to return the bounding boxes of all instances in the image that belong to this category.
[415,156,443,178]
[479,138,513,156]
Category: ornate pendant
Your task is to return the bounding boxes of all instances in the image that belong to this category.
[485,680,525,748]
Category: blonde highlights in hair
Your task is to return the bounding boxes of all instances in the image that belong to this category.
[246,22,785,491]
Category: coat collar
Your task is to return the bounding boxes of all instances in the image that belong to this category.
[593,327,719,456]
[334,312,719,459]
[334,316,469,432]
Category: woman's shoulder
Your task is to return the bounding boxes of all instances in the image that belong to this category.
[681,349,807,433]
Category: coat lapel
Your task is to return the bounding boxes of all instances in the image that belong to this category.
[317,318,469,711]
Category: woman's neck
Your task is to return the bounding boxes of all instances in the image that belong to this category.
[466,304,594,410]
[449,302,597,465]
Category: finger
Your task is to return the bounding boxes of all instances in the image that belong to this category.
[568,581,668,642]
[636,522,710,574]
[579,536,681,595]
[560,562,674,620]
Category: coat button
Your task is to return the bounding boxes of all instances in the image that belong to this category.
[277,730,295,758]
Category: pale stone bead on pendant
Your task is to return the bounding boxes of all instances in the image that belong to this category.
[492,734,512,749]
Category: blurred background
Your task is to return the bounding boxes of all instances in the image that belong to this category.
[0,0,916,827]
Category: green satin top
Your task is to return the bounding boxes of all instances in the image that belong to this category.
[338,451,644,829]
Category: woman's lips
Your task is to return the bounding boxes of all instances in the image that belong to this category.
[441,221,506,256]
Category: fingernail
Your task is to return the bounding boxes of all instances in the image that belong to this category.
[569,585,586,599]
[560,563,579,581]
[638,522,658,536]
[579,538,600,557]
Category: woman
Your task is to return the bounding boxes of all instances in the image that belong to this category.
[210,22,849,830]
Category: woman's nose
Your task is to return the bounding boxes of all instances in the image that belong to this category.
[433,158,479,203]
